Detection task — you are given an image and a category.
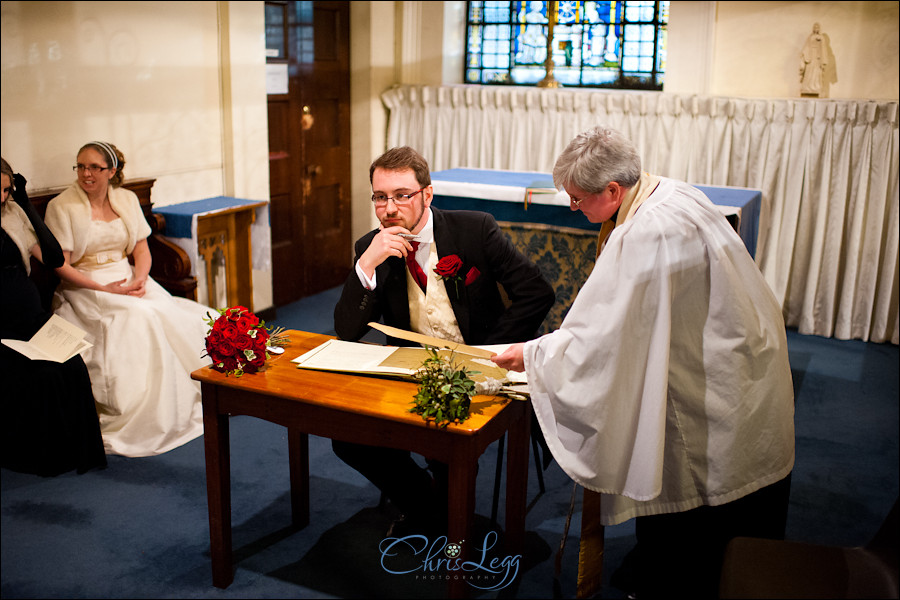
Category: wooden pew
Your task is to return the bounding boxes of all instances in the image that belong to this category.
[26,178,198,309]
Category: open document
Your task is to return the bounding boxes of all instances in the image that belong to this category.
[292,335,528,397]
[2,314,92,363]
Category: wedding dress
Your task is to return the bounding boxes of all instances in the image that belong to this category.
[53,218,211,457]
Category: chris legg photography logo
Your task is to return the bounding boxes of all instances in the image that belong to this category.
[379,530,521,591]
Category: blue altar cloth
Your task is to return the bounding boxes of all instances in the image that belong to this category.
[430,168,761,258]
[153,197,261,239]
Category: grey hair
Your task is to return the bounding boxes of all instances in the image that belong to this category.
[552,126,641,193]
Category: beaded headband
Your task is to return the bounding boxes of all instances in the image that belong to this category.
[88,141,119,170]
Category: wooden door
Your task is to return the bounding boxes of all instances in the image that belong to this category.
[267,1,351,307]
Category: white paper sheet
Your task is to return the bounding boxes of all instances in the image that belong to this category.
[2,314,92,363]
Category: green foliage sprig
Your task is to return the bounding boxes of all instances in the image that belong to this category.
[410,346,478,428]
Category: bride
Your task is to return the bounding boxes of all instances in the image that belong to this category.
[45,141,212,457]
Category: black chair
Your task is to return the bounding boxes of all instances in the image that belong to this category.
[719,497,899,599]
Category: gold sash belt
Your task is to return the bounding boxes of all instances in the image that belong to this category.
[73,250,126,270]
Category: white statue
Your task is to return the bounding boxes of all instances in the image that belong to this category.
[799,23,830,97]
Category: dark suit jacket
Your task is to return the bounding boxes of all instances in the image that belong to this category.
[334,208,554,346]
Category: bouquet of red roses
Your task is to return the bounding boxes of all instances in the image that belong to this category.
[203,306,288,377]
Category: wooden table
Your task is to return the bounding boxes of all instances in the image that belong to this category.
[192,330,531,597]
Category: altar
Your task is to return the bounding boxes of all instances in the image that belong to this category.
[430,168,761,258]
[430,168,762,333]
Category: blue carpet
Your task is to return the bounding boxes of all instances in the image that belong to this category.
[2,286,897,598]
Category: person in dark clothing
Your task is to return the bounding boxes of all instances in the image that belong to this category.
[1,157,106,476]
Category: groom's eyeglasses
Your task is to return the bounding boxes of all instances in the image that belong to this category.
[371,188,425,207]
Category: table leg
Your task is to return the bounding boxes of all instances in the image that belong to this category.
[287,428,310,529]
[505,402,530,550]
[447,449,477,598]
[201,384,233,588]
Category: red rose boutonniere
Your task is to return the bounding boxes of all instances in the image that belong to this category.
[434,255,481,298]
[203,305,290,377]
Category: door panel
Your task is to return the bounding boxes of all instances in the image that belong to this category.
[267,1,351,307]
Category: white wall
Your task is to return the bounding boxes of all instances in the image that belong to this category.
[665,1,716,95]
[349,1,397,243]
[2,1,221,195]
[348,1,451,244]
[219,1,272,312]
[442,1,467,85]
[1,0,273,311]
[708,1,899,100]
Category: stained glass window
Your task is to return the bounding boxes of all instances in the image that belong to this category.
[465,1,669,89]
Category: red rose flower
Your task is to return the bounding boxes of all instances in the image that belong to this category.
[434,254,475,298]
[206,329,223,346]
[216,340,237,357]
[236,314,259,332]
[249,353,267,370]
[252,337,267,353]
[232,334,253,352]
[434,255,463,278]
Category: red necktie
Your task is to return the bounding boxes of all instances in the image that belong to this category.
[405,241,427,293]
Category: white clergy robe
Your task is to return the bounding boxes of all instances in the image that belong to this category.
[524,176,795,525]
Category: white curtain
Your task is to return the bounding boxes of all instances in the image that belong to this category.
[383,85,899,344]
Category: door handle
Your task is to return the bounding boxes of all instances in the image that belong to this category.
[301,105,314,130]
[306,165,322,176]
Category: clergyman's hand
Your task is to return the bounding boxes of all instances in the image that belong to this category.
[491,342,526,372]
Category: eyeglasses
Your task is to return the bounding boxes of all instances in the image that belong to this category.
[371,188,425,207]
[570,189,602,207]
[569,194,587,207]
[73,164,109,174]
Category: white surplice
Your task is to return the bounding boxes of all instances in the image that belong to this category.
[524,176,795,525]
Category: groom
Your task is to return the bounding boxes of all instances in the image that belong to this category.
[333,146,554,534]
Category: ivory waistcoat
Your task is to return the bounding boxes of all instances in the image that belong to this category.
[407,243,464,344]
